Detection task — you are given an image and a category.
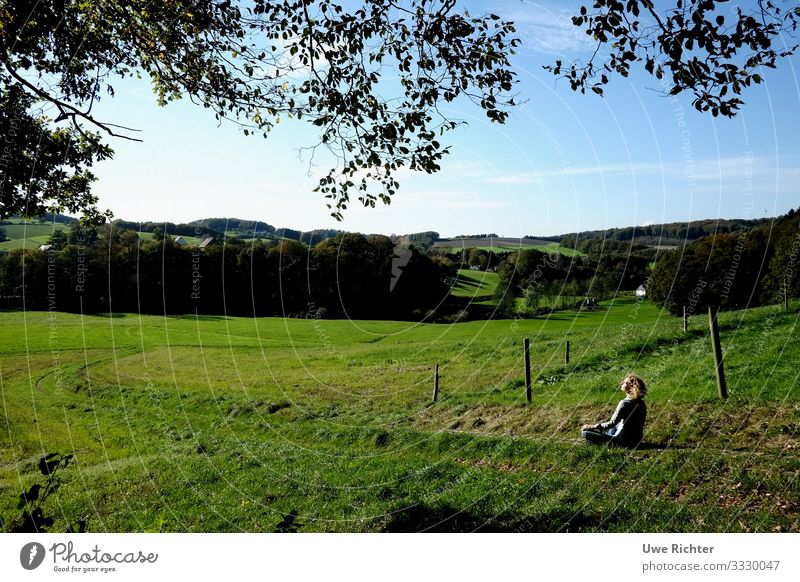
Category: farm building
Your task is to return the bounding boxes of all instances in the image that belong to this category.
[635,284,647,297]
[199,237,216,249]
[174,236,188,246]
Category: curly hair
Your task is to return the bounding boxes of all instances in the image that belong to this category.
[622,374,647,399]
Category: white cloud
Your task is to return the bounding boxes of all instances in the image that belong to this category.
[474,155,800,189]
[508,5,595,56]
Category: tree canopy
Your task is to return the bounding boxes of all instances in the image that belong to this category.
[0,226,450,319]
[0,0,518,221]
[2,1,798,222]
[550,0,800,117]
[648,208,800,314]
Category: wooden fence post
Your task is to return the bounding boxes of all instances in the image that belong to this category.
[524,337,532,403]
[708,307,728,399]
[565,340,570,365]
[432,363,439,402]
[683,306,688,333]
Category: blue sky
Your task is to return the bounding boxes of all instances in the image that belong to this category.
[89,1,800,237]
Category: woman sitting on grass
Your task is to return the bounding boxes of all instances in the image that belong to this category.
[581,373,647,448]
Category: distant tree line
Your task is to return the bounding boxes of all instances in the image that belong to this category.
[189,217,276,235]
[298,229,343,245]
[429,240,655,317]
[524,234,561,243]
[649,210,800,315]
[438,242,654,318]
[559,218,770,247]
[0,213,77,226]
[454,233,499,239]
[109,218,343,245]
[112,219,223,239]
[0,225,448,319]
[571,239,658,261]
[5,212,795,321]
[391,231,440,253]
[438,247,505,270]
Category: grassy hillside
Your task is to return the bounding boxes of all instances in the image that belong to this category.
[136,232,205,245]
[0,223,70,251]
[440,241,582,257]
[0,224,207,249]
[0,298,798,532]
[449,268,501,303]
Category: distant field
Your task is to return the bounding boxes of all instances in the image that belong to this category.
[434,236,555,248]
[136,232,205,245]
[0,222,207,250]
[0,223,70,250]
[437,239,583,257]
[1,297,798,532]
[526,295,586,309]
[449,268,501,302]
[136,232,295,245]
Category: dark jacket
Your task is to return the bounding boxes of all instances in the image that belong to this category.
[599,396,647,446]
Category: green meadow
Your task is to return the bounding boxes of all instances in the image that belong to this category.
[1,297,798,532]
[449,268,501,303]
[0,222,205,249]
[442,242,583,257]
[0,223,70,251]
[449,269,591,310]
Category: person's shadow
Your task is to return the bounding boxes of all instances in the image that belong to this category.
[274,510,303,533]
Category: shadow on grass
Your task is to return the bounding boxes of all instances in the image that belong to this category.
[636,441,766,453]
[578,439,693,451]
[274,509,303,533]
[167,314,231,321]
[383,502,626,532]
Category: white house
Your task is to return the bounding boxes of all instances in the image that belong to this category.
[635,284,647,297]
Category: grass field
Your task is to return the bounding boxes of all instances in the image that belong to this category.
[448,269,587,311]
[136,232,205,245]
[0,223,70,251]
[449,269,501,303]
[0,224,210,250]
[442,242,583,257]
[1,298,798,532]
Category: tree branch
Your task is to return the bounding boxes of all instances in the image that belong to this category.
[4,62,143,142]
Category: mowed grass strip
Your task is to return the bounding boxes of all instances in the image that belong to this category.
[1,298,798,532]
[449,269,500,301]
